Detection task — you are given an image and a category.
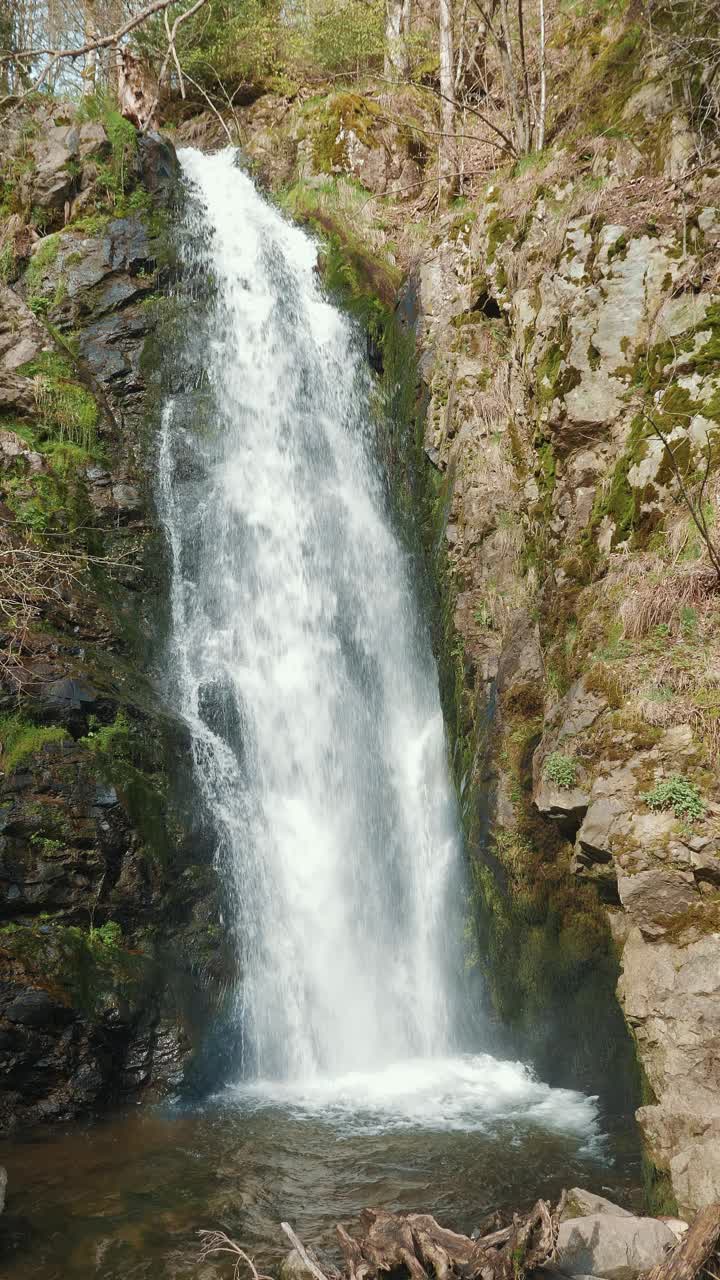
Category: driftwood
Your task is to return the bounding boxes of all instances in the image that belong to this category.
[645,1203,720,1280]
[335,1198,563,1280]
[200,1199,720,1280]
[281,1222,342,1280]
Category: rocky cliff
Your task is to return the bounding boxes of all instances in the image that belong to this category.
[0,99,224,1129]
[216,8,720,1218]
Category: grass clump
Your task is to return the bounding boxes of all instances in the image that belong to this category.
[642,774,706,821]
[0,713,69,773]
[543,751,580,788]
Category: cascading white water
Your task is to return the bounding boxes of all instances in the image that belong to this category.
[156,147,601,1143]
[159,146,464,1081]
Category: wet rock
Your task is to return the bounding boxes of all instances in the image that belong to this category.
[555,1213,676,1279]
[39,677,98,735]
[5,990,74,1029]
[111,483,143,514]
[138,132,180,203]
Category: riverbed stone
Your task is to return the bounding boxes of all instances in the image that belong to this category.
[279,1247,323,1280]
[555,1213,676,1279]
[560,1189,633,1221]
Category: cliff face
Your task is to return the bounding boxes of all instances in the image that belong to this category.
[225,12,720,1217]
[0,101,224,1129]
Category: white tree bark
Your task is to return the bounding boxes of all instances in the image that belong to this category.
[82,0,98,94]
[537,0,546,150]
[438,0,458,202]
[385,0,410,77]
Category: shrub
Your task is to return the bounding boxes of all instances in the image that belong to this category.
[642,774,706,821]
[543,751,579,788]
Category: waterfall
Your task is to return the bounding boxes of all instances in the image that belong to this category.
[156,148,601,1145]
[157,147,466,1083]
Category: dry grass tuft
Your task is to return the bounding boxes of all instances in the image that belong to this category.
[619,563,719,639]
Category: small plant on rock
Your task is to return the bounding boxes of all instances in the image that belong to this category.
[543,752,579,789]
[642,774,706,822]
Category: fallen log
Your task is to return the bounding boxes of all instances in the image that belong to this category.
[644,1203,720,1280]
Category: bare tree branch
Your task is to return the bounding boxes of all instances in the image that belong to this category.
[640,407,720,581]
[0,0,210,118]
[197,1230,274,1280]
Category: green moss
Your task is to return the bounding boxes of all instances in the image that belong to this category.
[581,23,645,135]
[536,439,556,497]
[17,350,98,450]
[643,1153,679,1216]
[0,713,70,773]
[81,711,173,867]
[486,213,516,265]
[0,917,143,1017]
[589,413,647,544]
[310,93,382,175]
[584,662,624,707]
[25,232,62,310]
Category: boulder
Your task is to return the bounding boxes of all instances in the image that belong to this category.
[0,283,48,372]
[619,929,720,1216]
[279,1248,322,1280]
[534,776,590,832]
[138,132,180,203]
[555,1213,676,1279]
[561,1189,633,1221]
[22,124,81,212]
[77,120,110,162]
[0,372,36,417]
[617,868,699,935]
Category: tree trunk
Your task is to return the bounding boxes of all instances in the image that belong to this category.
[537,0,546,148]
[438,0,458,203]
[385,0,410,77]
[645,1203,720,1280]
[82,0,98,95]
[497,0,530,152]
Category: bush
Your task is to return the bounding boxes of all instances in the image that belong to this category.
[642,774,706,821]
[543,751,579,789]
